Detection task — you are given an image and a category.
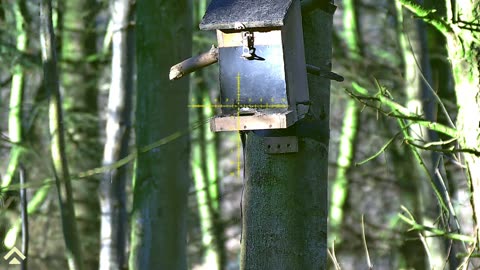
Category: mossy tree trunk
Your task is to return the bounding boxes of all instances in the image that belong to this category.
[444,2,480,247]
[399,0,480,255]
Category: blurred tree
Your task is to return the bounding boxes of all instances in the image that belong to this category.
[40,0,83,268]
[191,68,225,269]
[329,0,361,244]
[2,0,27,190]
[98,0,134,269]
[190,1,225,267]
[394,2,432,268]
[129,0,192,269]
[59,0,100,267]
[399,0,480,263]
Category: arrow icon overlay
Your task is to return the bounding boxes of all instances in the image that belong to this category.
[3,246,26,265]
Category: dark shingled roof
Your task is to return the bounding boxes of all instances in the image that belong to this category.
[200,0,293,30]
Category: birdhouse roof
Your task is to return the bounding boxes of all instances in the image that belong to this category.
[199,0,294,30]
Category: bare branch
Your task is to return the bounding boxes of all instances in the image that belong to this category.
[169,45,218,80]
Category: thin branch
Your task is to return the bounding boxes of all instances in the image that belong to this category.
[355,130,402,166]
[169,45,218,80]
[361,215,373,269]
[404,28,456,129]
[349,83,460,139]
[397,0,455,35]
[399,206,475,243]
[417,232,432,270]
[405,139,480,156]
[327,242,342,270]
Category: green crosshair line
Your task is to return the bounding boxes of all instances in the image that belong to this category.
[187,72,289,178]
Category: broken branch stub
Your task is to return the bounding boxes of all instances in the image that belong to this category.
[169,46,219,80]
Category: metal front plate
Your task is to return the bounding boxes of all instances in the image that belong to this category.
[218,45,288,115]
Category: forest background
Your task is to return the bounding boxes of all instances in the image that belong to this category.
[1,0,480,269]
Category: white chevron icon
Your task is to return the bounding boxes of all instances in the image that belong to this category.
[3,247,26,265]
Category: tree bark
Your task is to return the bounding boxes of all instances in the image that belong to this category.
[99,0,133,269]
[240,3,333,269]
[444,2,480,247]
[2,0,27,189]
[129,0,192,269]
[40,0,84,269]
[329,0,361,245]
[60,0,100,266]
[400,0,480,258]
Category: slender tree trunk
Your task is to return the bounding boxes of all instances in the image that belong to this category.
[99,0,133,269]
[40,0,83,269]
[329,0,361,244]
[2,0,27,189]
[129,0,192,269]
[60,0,100,266]
[240,4,333,269]
[394,3,431,269]
[191,80,224,269]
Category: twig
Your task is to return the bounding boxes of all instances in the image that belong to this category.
[328,242,342,270]
[417,232,432,270]
[399,206,475,243]
[169,45,218,80]
[397,0,455,35]
[306,64,344,81]
[355,129,403,166]
[404,23,456,129]
[405,139,480,156]
[349,83,459,139]
[361,215,373,269]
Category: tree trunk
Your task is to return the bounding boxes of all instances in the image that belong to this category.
[2,0,27,189]
[399,0,480,260]
[191,82,224,269]
[129,0,192,269]
[99,0,133,269]
[240,4,333,269]
[394,3,431,269]
[444,1,480,246]
[40,0,84,269]
[60,0,100,266]
[329,0,361,244]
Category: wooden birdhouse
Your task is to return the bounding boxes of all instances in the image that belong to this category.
[199,0,310,132]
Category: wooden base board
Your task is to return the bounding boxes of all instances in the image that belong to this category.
[210,111,296,132]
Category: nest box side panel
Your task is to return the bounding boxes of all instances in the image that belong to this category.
[282,0,310,118]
